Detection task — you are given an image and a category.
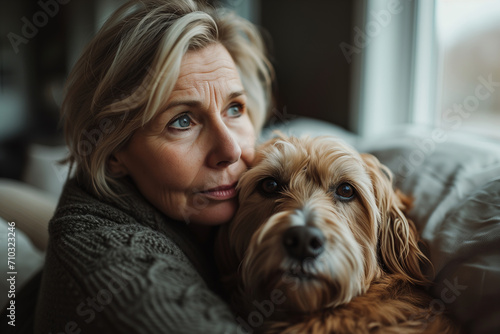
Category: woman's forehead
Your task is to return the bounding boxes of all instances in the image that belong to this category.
[170,44,244,98]
[177,44,240,81]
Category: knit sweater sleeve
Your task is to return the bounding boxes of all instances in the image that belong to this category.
[34,184,239,334]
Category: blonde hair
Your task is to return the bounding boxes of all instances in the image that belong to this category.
[62,0,274,200]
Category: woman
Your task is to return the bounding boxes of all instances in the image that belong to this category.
[34,0,273,333]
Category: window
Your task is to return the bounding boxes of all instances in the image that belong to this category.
[352,0,500,139]
[436,0,500,138]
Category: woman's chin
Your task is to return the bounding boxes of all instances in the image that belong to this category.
[187,198,238,226]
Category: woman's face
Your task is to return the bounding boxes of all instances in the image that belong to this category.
[111,44,256,226]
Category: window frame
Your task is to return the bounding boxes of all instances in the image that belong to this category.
[350,0,439,136]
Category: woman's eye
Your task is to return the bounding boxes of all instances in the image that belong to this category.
[169,114,192,130]
[334,183,356,201]
[227,104,243,118]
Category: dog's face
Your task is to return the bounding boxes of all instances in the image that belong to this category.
[215,135,429,314]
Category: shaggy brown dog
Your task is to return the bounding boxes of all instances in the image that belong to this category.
[215,135,461,334]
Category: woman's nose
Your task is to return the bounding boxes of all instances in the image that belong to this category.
[207,121,242,168]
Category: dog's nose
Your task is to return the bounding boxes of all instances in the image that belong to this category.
[282,226,325,261]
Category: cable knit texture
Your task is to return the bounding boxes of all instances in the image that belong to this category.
[34,177,238,334]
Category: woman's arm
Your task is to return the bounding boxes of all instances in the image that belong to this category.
[35,222,238,334]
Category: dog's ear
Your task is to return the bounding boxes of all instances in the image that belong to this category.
[361,153,431,285]
[253,132,288,166]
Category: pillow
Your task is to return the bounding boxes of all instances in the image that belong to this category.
[362,131,500,334]
[0,178,57,251]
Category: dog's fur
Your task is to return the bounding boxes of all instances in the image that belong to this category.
[215,135,460,333]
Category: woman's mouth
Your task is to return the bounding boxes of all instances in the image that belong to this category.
[199,182,237,200]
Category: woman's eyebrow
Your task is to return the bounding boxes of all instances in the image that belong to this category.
[228,90,246,100]
[163,90,246,111]
[164,99,201,111]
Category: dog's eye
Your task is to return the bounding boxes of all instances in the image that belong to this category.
[335,183,356,201]
[259,177,281,195]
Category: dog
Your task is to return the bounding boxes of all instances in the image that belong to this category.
[215,135,461,334]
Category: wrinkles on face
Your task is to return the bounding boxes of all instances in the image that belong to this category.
[172,74,242,116]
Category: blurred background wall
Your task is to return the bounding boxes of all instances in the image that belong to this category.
[1,0,104,180]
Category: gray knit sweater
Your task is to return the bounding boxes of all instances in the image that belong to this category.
[34,177,238,334]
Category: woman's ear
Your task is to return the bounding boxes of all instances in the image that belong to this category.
[108,153,129,177]
[361,153,431,285]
